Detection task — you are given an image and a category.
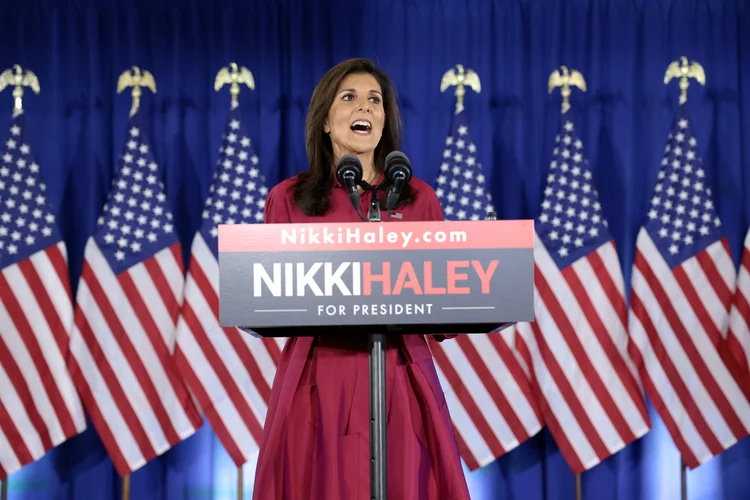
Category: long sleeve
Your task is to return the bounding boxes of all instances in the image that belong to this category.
[264,184,292,224]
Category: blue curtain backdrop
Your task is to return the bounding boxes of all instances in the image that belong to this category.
[1,0,749,498]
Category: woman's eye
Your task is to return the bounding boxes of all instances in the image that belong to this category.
[369,96,381,104]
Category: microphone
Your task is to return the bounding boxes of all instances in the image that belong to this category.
[384,150,412,211]
[336,154,368,221]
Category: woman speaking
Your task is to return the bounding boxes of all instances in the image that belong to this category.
[252,57,471,500]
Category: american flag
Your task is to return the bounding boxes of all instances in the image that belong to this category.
[173,105,282,466]
[0,113,87,479]
[628,104,750,469]
[511,112,651,473]
[727,229,750,375]
[430,109,543,470]
[66,114,203,476]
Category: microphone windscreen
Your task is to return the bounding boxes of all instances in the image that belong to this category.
[385,150,409,168]
[385,150,412,182]
[336,154,363,183]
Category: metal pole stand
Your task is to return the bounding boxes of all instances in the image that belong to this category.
[367,195,387,499]
[369,333,387,500]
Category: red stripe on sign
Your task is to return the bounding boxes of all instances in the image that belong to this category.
[218,220,534,252]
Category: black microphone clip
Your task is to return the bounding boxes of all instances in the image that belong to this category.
[336,154,369,222]
[336,154,363,209]
[384,151,412,211]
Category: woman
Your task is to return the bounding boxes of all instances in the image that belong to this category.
[252,58,470,500]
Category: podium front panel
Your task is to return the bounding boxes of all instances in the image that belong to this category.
[218,220,534,337]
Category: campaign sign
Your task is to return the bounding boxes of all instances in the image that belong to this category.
[218,220,535,337]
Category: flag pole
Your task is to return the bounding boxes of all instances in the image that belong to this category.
[1,478,7,500]
[548,66,587,500]
[681,458,687,500]
[217,63,255,500]
[237,465,243,500]
[664,55,703,500]
[122,474,130,500]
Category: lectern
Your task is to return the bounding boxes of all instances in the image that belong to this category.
[218,218,535,500]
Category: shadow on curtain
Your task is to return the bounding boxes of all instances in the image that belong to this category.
[1,0,749,498]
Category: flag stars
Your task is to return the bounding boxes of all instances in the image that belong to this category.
[200,113,269,239]
[0,119,61,263]
[94,126,179,269]
[537,120,609,265]
[646,113,722,261]
[435,121,494,221]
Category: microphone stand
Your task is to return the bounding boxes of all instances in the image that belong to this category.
[367,194,387,500]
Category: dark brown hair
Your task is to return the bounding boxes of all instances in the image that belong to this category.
[292,58,415,216]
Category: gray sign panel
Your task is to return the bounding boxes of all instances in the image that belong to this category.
[219,248,533,330]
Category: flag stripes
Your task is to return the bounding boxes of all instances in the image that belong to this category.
[506,112,651,473]
[173,106,278,466]
[431,107,543,469]
[0,114,87,479]
[175,233,281,464]
[69,241,201,474]
[728,230,750,374]
[430,333,543,469]
[629,232,750,467]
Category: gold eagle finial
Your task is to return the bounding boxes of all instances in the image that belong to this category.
[548,65,586,114]
[440,64,480,114]
[664,56,705,105]
[0,65,40,116]
[117,66,157,117]
[214,62,255,109]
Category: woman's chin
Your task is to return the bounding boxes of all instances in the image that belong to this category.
[344,145,377,156]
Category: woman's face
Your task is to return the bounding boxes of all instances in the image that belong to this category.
[324,72,386,159]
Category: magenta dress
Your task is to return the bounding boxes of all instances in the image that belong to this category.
[251,174,471,500]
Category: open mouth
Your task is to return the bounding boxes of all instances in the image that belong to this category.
[350,119,372,135]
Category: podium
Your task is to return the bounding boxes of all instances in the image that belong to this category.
[218,218,535,500]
